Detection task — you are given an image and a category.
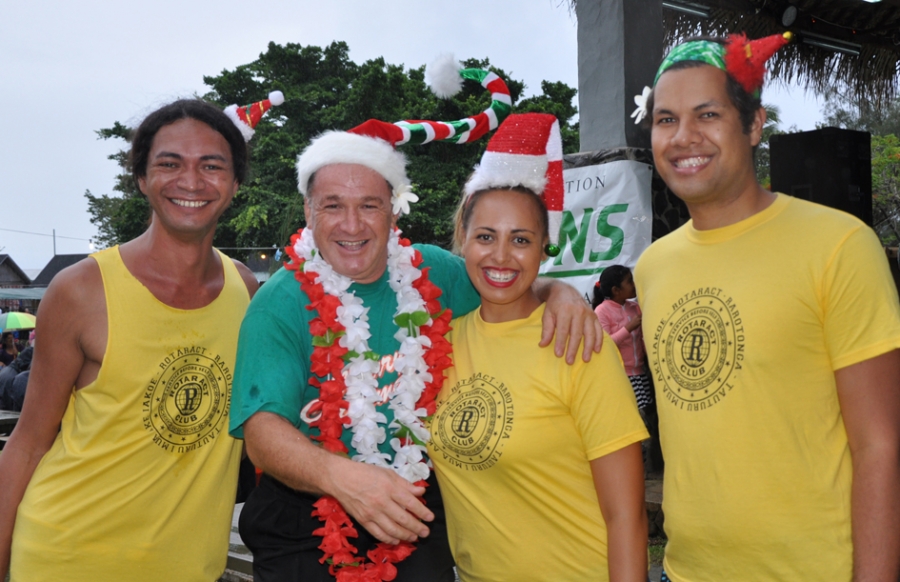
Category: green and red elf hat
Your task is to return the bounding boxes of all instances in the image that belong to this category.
[723,32,793,95]
[464,113,565,257]
[224,90,285,141]
[632,32,792,123]
[296,55,512,216]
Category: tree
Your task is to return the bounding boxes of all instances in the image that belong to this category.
[871,134,900,246]
[755,104,783,189]
[821,90,900,137]
[86,42,580,255]
[85,122,150,248]
[821,91,900,245]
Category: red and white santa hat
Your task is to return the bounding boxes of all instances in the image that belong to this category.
[224,90,285,142]
[464,113,565,256]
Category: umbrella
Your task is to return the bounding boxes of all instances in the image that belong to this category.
[0,312,36,332]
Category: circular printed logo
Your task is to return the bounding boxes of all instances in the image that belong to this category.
[143,351,230,451]
[432,374,513,470]
[651,291,745,411]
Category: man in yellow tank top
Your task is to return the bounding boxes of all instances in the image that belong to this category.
[0,99,258,581]
[634,35,900,581]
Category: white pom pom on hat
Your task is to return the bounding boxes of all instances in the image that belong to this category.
[426,54,464,98]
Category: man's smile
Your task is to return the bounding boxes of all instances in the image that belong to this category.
[170,198,210,208]
[672,156,712,169]
[336,240,368,250]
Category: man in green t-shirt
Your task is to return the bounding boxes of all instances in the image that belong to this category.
[230,124,602,581]
[634,34,900,581]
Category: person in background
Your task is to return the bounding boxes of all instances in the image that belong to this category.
[592,266,651,412]
[0,333,19,367]
[429,113,648,582]
[0,346,33,411]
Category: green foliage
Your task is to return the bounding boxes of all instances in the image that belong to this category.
[821,91,900,245]
[86,41,580,255]
[84,133,150,248]
[871,134,900,246]
[821,90,900,136]
[755,104,787,189]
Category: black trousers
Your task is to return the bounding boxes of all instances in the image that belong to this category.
[239,473,455,582]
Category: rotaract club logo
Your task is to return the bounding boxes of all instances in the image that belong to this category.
[430,372,513,471]
[650,287,745,413]
[142,346,233,453]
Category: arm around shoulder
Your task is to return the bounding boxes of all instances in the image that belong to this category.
[535,278,603,364]
[0,258,104,576]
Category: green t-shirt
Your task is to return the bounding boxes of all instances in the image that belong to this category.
[229,244,480,458]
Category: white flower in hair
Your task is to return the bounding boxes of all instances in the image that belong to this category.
[631,86,652,124]
[392,184,420,216]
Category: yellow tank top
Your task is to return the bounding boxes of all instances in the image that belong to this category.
[11,247,248,581]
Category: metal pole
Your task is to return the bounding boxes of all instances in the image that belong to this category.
[53,229,56,255]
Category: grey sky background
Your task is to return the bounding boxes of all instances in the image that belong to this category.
[1,1,824,271]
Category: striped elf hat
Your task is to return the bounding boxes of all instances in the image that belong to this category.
[224,90,285,142]
[464,113,565,257]
[296,55,512,215]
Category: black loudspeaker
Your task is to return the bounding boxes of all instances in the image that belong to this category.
[770,127,872,226]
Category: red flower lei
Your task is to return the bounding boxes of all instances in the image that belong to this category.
[284,229,453,581]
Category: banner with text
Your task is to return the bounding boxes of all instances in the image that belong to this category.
[538,160,653,300]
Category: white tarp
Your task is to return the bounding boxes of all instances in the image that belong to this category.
[538,160,653,300]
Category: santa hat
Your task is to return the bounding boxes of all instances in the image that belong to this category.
[296,55,512,215]
[224,90,285,142]
[464,113,565,257]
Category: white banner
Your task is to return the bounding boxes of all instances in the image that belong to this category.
[538,160,653,301]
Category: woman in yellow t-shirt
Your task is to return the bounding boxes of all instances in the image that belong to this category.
[427,113,648,582]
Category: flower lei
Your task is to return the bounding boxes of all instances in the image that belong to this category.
[284,227,453,581]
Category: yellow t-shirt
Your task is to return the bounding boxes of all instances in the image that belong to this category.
[428,304,648,582]
[635,194,900,581]
[11,247,248,581]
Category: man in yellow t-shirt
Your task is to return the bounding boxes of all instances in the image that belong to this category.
[0,100,259,580]
[634,35,900,581]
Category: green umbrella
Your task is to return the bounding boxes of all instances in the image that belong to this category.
[0,312,36,332]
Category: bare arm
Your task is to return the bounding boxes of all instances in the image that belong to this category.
[232,259,259,299]
[591,443,647,582]
[243,412,433,545]
[835,349,900,582]
[534,278,603,364]
[0,261,104,577]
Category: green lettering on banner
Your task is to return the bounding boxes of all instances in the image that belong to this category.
[553,208,593,266]
[589,204,628,262]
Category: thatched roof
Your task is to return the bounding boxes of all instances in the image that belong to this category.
[662,0,900,103]
[569,0,900,101]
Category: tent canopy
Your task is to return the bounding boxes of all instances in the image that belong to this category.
[0,288,46,300]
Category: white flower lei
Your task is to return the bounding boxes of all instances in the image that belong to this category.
[293,227,434,483]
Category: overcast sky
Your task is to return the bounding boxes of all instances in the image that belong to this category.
[1,0,825,271]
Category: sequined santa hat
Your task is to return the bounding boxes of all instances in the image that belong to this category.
[224,90,285,141]
[464,112,565,257]
[295,55,512,216]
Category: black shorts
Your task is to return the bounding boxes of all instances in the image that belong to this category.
[239,473,455,582]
